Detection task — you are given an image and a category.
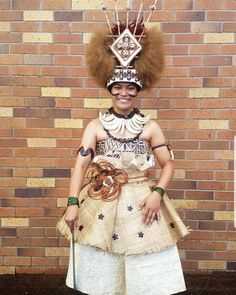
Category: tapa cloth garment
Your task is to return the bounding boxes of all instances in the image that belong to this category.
[57,154,190,256]
[66,244,186,295]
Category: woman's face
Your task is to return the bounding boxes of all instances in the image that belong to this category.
[110,83,138,114]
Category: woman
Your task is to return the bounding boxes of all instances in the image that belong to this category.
[57,10,189,295]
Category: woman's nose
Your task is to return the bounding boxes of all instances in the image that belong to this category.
[120,87,127,96]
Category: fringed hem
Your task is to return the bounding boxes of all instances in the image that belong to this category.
[57,217,191,256]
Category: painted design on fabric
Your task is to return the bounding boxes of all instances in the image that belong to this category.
[98,214,105,220]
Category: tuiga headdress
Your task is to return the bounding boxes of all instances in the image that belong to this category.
[86,0,164,91]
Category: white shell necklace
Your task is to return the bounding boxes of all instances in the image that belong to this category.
[99,107,149,135]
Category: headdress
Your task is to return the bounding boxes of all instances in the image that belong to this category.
[86,0,164,91]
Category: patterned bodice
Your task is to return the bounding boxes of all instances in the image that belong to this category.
[95,132,155,172]
[96,137,151,158]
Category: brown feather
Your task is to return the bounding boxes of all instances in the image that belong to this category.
[136,27,165,90]
[86,28,116,88]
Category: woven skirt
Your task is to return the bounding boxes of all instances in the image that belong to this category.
[66,244,186,295]
[57,179,190,255]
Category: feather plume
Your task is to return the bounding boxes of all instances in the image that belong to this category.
[136,27,164,90]
[86,28,116,88]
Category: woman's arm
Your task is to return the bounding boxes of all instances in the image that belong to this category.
[139,120,174,226]
[64,120,97,232]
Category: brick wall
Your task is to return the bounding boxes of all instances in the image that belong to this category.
[0,0,235,274]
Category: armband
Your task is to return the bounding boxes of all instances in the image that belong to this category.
[152,186,165,198]
[67,196,79,207]
[77,146,94,159]
[151,143,174,160]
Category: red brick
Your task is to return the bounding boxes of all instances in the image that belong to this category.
[10,44,39,54]
[174,56,202,66]
[201,98,233,109]
[0,32,22,43]
[11,22,40,32]
[163,0,193,9]
[0,11,22,20]
[215,252,236,260]
[29,218,58,227]
[12,87,40,97]
[24,77,54,87]
[203,78,232,87]
[40,44,69,54]
[186,171,214,180]
[41,66,70,76]
[0,65,9,75]
[16,208,44,217]
[186,210,214,220]
[18,248,45,257]
[42,23,70,33]
[198,241,227,251]
[26,118,54,128]
[54,11,83,21]
[54,55,82,66]
[199,221,226,231]
[223,23,236,33]
[32,257,58,267]
[174,34,203,44]
[11,65,40,76]
[165,45,189,56]
[172,78,201,88]
[53,33,82,44]
[0,0,10,9]
[0,207,16,217]
[31,238,58,247]
[176,11,205,21]
[4,257,31,266]
[198,160,227,170]
[17,228,45,237]
[182,260,198,270]
[190,45,220,55]
[42,0,71,9]
[12,0,40,9]
[203,56,232,66]
[2,237,31,247]
[207,11,236,21]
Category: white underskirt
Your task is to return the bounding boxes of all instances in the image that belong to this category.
[66,244,186,295]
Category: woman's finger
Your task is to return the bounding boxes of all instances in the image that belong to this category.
[143,210,154,226]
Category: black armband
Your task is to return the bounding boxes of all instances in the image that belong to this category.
[77,146,94,159]
[151,143,174,160]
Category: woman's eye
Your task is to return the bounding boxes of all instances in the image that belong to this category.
[114,86,121,90]
[128,87,135,91]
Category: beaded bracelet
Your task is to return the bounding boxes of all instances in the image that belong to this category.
[152,186,165,198]
[67,196,79,207]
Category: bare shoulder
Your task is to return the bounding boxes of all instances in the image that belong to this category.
[84,118,101,132]
[143,119,165,146]
[144,119,163,135]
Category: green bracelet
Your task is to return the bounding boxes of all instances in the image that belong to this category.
[67,196,79,207]
[152,186,165,198]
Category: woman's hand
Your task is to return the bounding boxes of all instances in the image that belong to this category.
[139,192,162,226]
[64,205,80,232]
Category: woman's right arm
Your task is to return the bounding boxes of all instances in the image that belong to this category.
[64,120,97,232]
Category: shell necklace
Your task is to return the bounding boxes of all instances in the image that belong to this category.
[99,107,149,135]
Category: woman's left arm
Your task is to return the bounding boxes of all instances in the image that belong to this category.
[139,120,174,226]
